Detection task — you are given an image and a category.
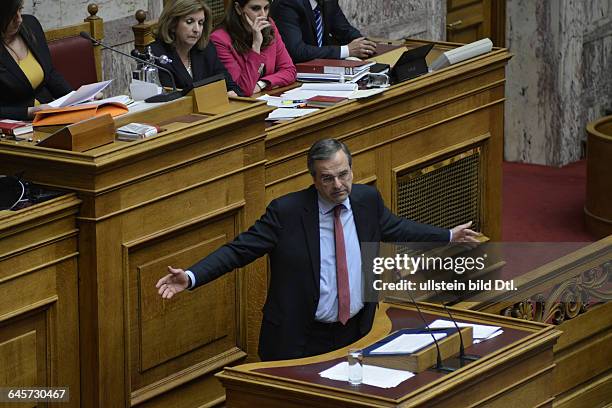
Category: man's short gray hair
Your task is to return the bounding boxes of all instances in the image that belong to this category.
[307,139,352,176]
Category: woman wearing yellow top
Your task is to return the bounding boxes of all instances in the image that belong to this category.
[0,0,72,120]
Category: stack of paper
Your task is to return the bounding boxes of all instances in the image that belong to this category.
[428,319,503,343]
[257,95,305,108]
[281,83,358,101]
[296,59,375,83]
[319,362,414,388]
[265,108,319,121]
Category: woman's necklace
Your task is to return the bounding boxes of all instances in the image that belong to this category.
[3,36,25,62]
[186,53,192,77]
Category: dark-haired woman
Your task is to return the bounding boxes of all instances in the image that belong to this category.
[0,0,72,120]
[210,0,296,97]
[149,0,242,96]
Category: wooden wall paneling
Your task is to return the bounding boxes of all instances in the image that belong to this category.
[75,141,267,407]
[124,204,244,404]
[0,97,270,407]
[0,195,81,407]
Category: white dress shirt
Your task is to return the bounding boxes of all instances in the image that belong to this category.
[315,194,363,322]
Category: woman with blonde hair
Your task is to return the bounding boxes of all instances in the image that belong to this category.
[150,0,242,96]
[210,0,296,96]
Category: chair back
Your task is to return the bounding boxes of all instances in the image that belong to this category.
[44,4,104,89]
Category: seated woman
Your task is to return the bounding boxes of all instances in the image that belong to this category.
[210,0,296,97]
[0,0,72,120]
[150,0,242,96]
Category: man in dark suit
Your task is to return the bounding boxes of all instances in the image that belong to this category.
[156,139,479,361]
[270,0,377,63]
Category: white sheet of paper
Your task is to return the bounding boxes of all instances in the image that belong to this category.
[319,362,414,388]
[53,80,113,107]
[473,329,503,343]
[48,91,74,108]
[126,100,164,114]
[370,333,447,354]
[266,108,319,121]
[281,90,356,100]
[428,319,502,340]
[257,95,304,108]
[348,88,386,99]
[300,83,358,91]
[90,95,132,106]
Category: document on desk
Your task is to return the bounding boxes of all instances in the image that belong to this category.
[265,108,319,121]
[49,80,113,108]
[257,95,305,108]
[348,88,386,99]
[370,333,447,354]
[429,319,503,341]
[319,362,414,388]
[282,82,358,100]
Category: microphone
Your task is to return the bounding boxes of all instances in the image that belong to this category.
[131,48,172,66]
[79,31,183,102]
[432,288,479,363]
[405,291,455,373]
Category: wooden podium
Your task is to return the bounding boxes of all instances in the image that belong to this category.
[217,301,561,408]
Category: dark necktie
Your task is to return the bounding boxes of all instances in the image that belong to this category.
[313,4,323,47]
[334,205,350,325]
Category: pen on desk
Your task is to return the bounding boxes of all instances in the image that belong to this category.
[282,99,305,105]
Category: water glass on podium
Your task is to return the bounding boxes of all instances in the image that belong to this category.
[347,348,363,385]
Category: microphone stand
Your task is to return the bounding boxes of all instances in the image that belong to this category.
[406,291,455,373]
[432,288,480,363]
[79,32,183,103]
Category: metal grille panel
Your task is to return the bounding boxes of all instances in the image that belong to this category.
[205,0,226,25]
[396,148,481,231]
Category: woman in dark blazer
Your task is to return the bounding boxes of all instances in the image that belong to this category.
[0,0,72,120]
[149,0,242,96]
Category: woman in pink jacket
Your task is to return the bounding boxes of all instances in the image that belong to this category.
[210,0,296,96]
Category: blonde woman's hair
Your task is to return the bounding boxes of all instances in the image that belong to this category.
[154,0,212,50]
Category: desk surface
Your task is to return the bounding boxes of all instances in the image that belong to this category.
[252,306,530,400]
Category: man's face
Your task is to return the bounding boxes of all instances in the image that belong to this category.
[312,150,353,204]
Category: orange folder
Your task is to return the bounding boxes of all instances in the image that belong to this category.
[33,102,128,127]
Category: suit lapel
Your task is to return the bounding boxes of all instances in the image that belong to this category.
[168,48,191,87]
[0,43,33,93]
[350,190,372,245]
[321,0,331,45]
[189,47,203,82]
[301,186,321,295]
[303,0,318,46]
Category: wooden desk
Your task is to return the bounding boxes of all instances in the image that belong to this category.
[218,301,561,407]
[0,97,270,407]
[0,194,81,407]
